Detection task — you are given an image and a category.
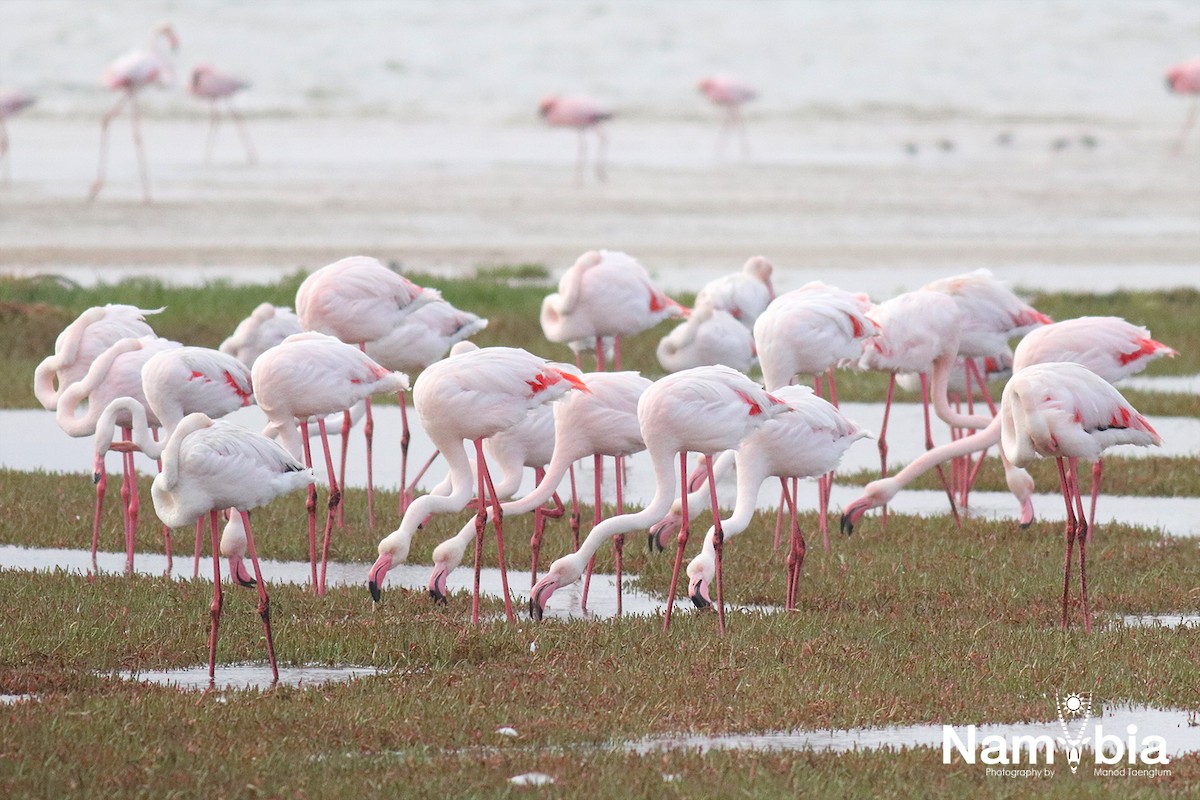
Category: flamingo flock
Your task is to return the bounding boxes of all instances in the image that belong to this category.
[32,247,1176,682]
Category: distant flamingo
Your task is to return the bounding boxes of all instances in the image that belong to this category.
[427,371,649,613]
[189,64,255,163]
[540,250,688,371]
[56,336,179,571]
[0,88,35,182]
[1166,58,1200,154]
[252,332,408,593]
[682,386,867,611]
[840,316,1175,533]
[697,75,758,156]
[150,410,315,681]
[693,256,775,329]
[369,347,587,623]
[296,256,439,524]
[1000,362,1160,633]
[656,296,755,374]
[34,304,161,411]
[538,94,614,185]
[219,302,302,368]
[89,22,179,202]
[529,365,790,634]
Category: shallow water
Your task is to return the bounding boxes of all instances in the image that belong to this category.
[1119,374,1200,396]
[0,694,35,705]
[626,705,1200,757]
[1120,614,1200,629]
[115,663,377,691]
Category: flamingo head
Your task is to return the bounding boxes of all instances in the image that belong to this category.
[686,557,714,610]
[537,95,559,117]
[367,552,395,602]
[227,556,256,588]
[647,510,682,553]
[427,564,450,605]
[744,256,776,298]
[839,495,877,536]
[528,555,585,621]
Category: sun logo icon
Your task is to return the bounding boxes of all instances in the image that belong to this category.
[1063,693,1085,714]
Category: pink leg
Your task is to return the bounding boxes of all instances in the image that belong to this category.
[124,446,140,574]
[300,422,318,590]
[1067,459,1092,633]
[128,93,151,203]
[228,103,257,164]
[594,336,605,372]
[239,511,279,681]
[397,398,411,518]
[402,449,438,515]
[476,439,515,623]
[364,394,376,528]
[88,92,129,201]
[704,453,727,636]
[568,464,581,549]
[192,518,203,580]
[613,337,622,371]
[337,410,349,528]
[92,465,107,573]
[316,418,341,595]
[1055,458,1077,631]
[530,468,548,587]
[580,454,604,612]
[207,510,224,680]
[878,374,896,527]
[614,455,625,617]
[782,478,806,610]
[921,372,961,527]
[204,102,220,163]
[663,452,691,632]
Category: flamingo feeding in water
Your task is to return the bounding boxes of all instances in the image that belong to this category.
[540,250,688,371]
[0,88,35,182]
[538,94,614,185]
[368,347,588,622]
[252,332,408,593]
[149,409,315,681]
[1000,362,1161,633]
[529,365,790,633]
[296,255,440,524]
[88,21,179,202]
[1166,58,1200,154]
[697,75,758,157]
[189,64,255,163]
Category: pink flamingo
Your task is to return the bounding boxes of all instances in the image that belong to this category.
[683,385,867,612]
[538,94,614,185]
[1000,362,1160,632]
[540,250,688,371]
[529,365,790,634]
[693,256,775,329]
[149,410,315,681]
[89,22,179,202]
[1166,58,1200,154]
[840,316,1176,533]
[34,304,161,411]
[656,296,755,374]
[0,88,35,182]
[368,347,587,622]
[697,75,758,156]
[56,336,179,571]
[252,332,408,593]
[219,302,302,368]
[189,64,255,164]
[296,256,440,524]
[427,370,649,613]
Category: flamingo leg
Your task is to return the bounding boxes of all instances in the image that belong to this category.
[574,129,587,187]
[921,372,961,527]
[336,411,349,528]
[772,486,785,552]
[88,91,130,201]
[397,397,411,518]
[128,93,151,203]
[530,467,548,587]
[614,454,625,616]
[192,518,203,579]
[363,394,376,527]
[300,421,318,590]
[594,125,608,183]
[568,463,581,549]
[594,336,605,372]
[663,451,690,632]
[152,429,171,573]
[207,510,224,681]
[783,478,806,610]
[402,449,438,515]
[581,454,604,613]
[704,452,727,636]
[91,462,107,573]
[1067,458,1093,633]
[733,106,750,158]
[1173,99,1200,155]
[240,511,279,681]
[878,374,896,527]
[476,438,515,623]
[317,417,341,595]
[613,337,623,372]
[228,102,257,164]
[204,102,220,164]
[124,444,139,574]
[1055,458,1077,631]
[1087,459,1103,541]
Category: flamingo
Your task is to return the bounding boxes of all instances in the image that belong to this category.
[0,88,35,182]
[529,365,790,634]
[1166,58,1200,154]
[1000,362,1161,633]
[693,255,775,330]
[252,332,408,593]
[656,296,755,374]
[426,371,650,612]
[697,75,758,157]
[840,316,1176,533]
[34,304,161,411]
[219,302,302,368]
[368,347,588,623]
[538,94,614,185]
[55,336,180,571]
[682,386,868,611]
[189,64,255,164]
[540,250,688,371]
[88,22,179,202]
[149,409,315,681]
[296,255,440,524]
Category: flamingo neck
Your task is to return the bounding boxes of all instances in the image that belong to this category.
[930,353,993,430]
[871,416,1002,502]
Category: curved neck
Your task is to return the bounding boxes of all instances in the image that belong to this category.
[95,397,162,460]
[54,338,141,436]
[160,414,212,490]
[33,356,64,410]
[683,450,735,524]
[879,416,1001,496]
[930,353,993,430]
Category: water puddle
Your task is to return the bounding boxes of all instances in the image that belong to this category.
[0,544,688,621]
[1119,614,1200,629]
[626,705,1200,758]
[508,773,555,787]
[0,694,35,705]
[1120,374,1200,396]
[115,664,378,691]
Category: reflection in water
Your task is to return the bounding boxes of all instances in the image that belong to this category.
[115,664,378,691]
